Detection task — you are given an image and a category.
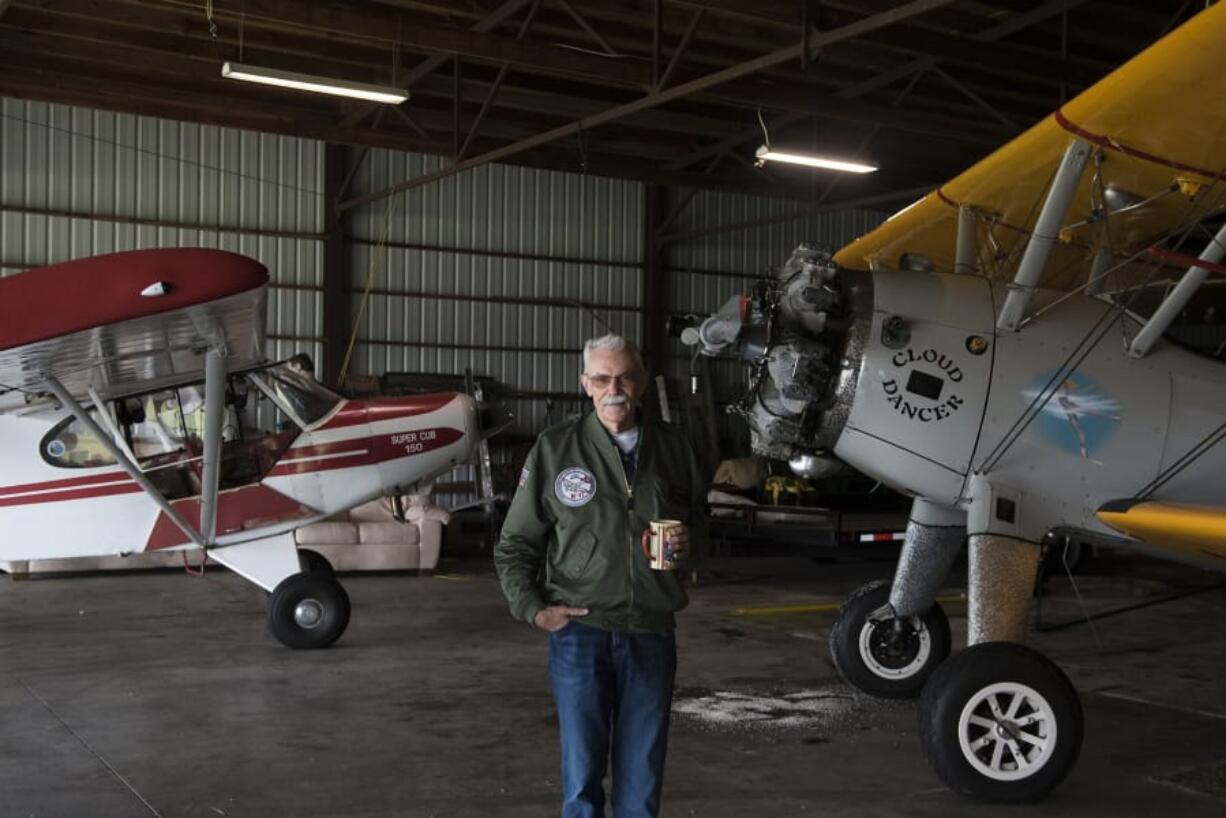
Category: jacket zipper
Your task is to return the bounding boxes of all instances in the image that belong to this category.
[610,439,636,615]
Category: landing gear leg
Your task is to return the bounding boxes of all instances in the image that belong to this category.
[918,533,1083,802]
[829,499,963,697]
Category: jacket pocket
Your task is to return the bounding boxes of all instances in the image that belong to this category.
[554,530,599,580]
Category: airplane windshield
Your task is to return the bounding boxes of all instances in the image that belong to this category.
[251,358,342,428]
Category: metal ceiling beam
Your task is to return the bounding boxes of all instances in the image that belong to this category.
[834,0,1090,99]
[459,1,542,160]
[100,0,650,87]
[659,184,934,244]
[931,65,1019,130]
[656,8,705,91]
[336,0,960,213]
[555,0,620,55]
[6,1,1046,142]
[0,64,816,200]
[669,0,1079,172]
[342,0,534,127]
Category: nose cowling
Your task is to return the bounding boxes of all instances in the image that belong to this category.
[681,243,871,464]
[371,392,481,492]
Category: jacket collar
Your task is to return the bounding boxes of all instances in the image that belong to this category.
[583,407,652,462]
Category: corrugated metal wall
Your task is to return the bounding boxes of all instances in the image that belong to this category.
[0,97,326,367]
[347,149,644,438]
[2,95,892,496]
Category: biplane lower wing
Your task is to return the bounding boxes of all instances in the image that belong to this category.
[1097,499,1226,564]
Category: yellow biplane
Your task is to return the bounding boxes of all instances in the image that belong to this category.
[684,2,1226,802]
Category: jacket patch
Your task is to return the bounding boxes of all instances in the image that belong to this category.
[518,467,530,488]
[555,467,597,508]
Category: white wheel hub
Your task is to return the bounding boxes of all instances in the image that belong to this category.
[957,681,1057,781]
[857,616,931,679]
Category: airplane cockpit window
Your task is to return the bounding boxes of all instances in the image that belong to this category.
[40,410,118,469]
[125,390,189,460]
[252,357,342,428]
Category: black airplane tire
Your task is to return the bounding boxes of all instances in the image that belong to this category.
[918,642,1083,803]
[829,580,950,698]
[298,548,335,574]
[268,572,351,649]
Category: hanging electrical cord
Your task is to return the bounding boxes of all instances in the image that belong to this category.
[203,0,224,63]
[564,299,615,336]
[337,192,400,390]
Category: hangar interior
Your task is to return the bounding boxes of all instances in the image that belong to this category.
[3,2,1226,816]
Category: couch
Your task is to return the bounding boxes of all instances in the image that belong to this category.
[0,495,450,575]
[293,495,451,572]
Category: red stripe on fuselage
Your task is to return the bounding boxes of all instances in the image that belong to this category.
[268,452,376,477]
[0,470,132,497]
[267,427,464,478]
[0,428,466,506]
[318,394,458,430]
[0,482,143,507]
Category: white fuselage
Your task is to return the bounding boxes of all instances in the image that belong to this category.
[834,271,1226,542]
[0,394,478,560]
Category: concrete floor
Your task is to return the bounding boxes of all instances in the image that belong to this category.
[1,551,1224,817]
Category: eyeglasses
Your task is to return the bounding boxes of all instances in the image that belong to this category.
[584,373,639,388]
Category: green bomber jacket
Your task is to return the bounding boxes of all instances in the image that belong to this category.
[494,409,708,633]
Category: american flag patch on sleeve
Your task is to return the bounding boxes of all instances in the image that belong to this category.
[518,467,530,487]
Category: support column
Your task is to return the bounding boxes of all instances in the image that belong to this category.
[642,184,668,376]
[322,143,353,390]
[967,533,1042,645]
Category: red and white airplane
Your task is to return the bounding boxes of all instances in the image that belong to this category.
[0,248,482,648]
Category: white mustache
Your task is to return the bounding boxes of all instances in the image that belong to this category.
[602,395,629,407]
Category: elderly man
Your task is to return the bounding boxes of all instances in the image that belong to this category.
[495,333,707,818]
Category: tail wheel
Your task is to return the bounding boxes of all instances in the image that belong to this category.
[298,548,335,574]
[919,642,1083,803]
[268,572,351,649]
[829,579,950,698]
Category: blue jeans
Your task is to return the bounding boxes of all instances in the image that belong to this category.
[548,621,677,818]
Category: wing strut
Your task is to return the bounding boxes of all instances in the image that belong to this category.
[1127,221,1226,357]
[955,204,979,275]
[41,376,205,548]
[198,349,227,544]
[997,139,1092,331]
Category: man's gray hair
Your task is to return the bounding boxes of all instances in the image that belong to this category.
[582,333,645,374]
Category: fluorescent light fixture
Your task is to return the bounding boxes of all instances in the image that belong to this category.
[755,145,877,174]
[221,62,409,104]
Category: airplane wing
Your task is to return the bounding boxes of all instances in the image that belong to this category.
[1096,499,1226,564]
[0,248,268,402]
[833,2,1226,293]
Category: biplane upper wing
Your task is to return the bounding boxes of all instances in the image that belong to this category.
[832,2,1226,292]
[0,248,268,403]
